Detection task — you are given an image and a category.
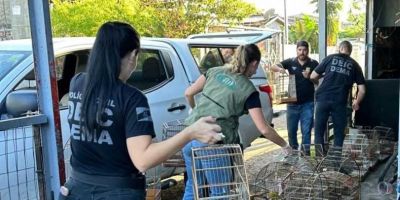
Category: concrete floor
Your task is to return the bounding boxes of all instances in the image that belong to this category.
[361,159,397,200]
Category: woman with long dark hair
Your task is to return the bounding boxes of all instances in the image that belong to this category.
[60,21,221,200]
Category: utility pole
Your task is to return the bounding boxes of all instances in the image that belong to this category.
[284,0,288,45]
[283,0,288,59]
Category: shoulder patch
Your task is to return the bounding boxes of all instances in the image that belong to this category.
[136,107,152,122]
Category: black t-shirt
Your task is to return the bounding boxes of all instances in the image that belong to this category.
[314,53,365,104]
[245,91,261,110]
[68,73,155,177]
[280,57,319,104]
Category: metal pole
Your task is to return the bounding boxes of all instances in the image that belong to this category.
[284,0,288,45]
[283,0,288,59]
[318,0,327,62]
[27,0,65,199]
[366,0,374,79]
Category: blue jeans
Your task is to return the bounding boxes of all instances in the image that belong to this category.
[182,140,232,200]
[314,101,347,151]
[58,178,146,200]
[286,101,314,151]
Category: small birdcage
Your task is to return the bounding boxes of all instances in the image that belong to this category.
[273,73,297,104]
[318,171,360,200]
[282,171,325,200]
[191,144,250,200]
[342,133,372,175]
[146,167,162,200]
[161,119,186,167]
[317,146,362,180]
[251,162,294,199]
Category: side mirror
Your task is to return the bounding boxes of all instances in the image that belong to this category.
[6,90,38,117]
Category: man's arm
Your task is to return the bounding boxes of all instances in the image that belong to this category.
[185,74,206,108]
[352,84,366,111]
[310,71,321,83]
[270,63,286,73]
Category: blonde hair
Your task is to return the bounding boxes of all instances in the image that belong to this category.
[229,44,261,74]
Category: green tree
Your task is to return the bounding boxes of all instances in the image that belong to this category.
[51,0,163,37]
[339,0,366,39]
[311,0,343,45]
[140,0,256,38]
[289,15,319,53]
[51,0,256,37]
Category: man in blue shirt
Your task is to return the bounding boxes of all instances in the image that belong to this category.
[311,40,366,152]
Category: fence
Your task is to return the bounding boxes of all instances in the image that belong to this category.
[0,115,47,200]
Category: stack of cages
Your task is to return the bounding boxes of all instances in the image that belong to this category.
[146,166,161,200]
[161,119,186,167]
[191,144,250,200]
[343,127,379,175]
[251,147,361,199]
[273,72,297,104]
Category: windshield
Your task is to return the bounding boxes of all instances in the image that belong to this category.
[0,51,30,80]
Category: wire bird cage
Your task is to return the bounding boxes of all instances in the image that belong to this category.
[146,167,162,200]
[373,126,396,159]
[273,73,297,104]
[342,132,374,175]
[281,150,316,172]
[251,162,294,199]
[318,171,360,200]
[191,144,250,200]
[161,119,186,167]
[282,171,326,200]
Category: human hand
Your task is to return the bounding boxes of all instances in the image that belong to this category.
[352,102,360,111]
[302,67,311,78]
[281,144,292,156]
[187,116,222,144]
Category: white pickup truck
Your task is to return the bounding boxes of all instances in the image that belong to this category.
[0,31,277,184]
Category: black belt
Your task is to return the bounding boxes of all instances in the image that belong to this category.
[71,170,145,190]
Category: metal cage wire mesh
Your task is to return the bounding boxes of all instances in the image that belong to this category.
[250,144,362,200]
[145,166,161,200]
[0,126,39,200]
[252,161,294,199]
[191,144,250,200]
[283,171,325,200]
[161,119,186,167]
[273,73,297,104]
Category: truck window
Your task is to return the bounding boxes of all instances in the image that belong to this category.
[0,51,30,81]
[127,49,169,91]
[190,47,225,74]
